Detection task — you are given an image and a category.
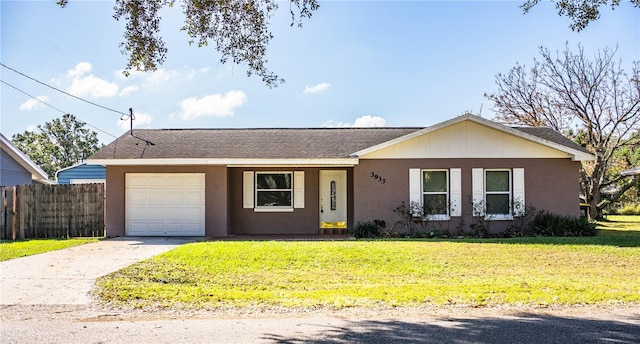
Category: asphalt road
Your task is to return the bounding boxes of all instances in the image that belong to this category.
[1,305,638,343]
[1,238,638,343]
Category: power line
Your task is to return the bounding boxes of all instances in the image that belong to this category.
[0,62,127,116]
[2,80,67,115]
[1,79,119,139]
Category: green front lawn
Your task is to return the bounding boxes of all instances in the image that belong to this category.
[96,216,640,309]
[0,238,101,261]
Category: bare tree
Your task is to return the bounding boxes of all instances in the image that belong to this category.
[485,44,640,219]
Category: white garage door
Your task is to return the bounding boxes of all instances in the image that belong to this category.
[125,173,205,236]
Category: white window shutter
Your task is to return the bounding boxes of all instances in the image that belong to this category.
[472,168,485,216]
[243,171,254,208]
[513,168,525,216]
[409,169,422,217]
[450,168,462,217]
[293,171,305,208]
[409,169,421,205]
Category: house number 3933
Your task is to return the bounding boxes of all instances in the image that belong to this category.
[370,172,386,184]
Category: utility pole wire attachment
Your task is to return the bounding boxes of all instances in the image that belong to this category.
[121,108,155,147]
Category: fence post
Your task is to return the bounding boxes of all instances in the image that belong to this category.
[0,187,6,240]
[9,187,16,240]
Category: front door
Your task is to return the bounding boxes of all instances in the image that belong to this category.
[319,170,347,229]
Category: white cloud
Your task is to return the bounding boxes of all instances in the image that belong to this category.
[19,96,48,111]
[303,82,331,94]
[179,90,248,119]
[67,74,119,98]
[67,62,92,78]
[119,85,139,97]
[322,115,387,128]
[64,62,120,98]
[353,115,386,127]
[117,111,153,131]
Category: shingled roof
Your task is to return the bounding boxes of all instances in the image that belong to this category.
[512,127,592,155]
[90,128,422,160]
[90,115,593,162]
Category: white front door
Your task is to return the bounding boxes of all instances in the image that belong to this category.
[319,170,347,228]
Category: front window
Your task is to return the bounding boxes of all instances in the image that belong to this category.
[485,170,511,215]
[256,172,292,208]
[422,170,448,217]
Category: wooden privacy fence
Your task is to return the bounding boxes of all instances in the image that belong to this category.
[0,183,104,240]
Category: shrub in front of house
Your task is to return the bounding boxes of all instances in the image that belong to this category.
[532,211,597,237]
[352,220,385,239]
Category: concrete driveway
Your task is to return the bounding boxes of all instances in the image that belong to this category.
[0,237,199,305]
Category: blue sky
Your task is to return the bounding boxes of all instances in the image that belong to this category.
[1,0,638,144]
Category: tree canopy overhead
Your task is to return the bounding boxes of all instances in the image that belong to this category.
[11,114,103,178]
[485,44,640,218]
[521,0,640,31]
[58,0,319,88]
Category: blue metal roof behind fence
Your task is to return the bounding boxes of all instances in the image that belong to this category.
[56,163,105,184]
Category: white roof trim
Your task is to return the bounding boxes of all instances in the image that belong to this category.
[350,114,595,161]
[87,158,359,167]
[0,132,49,181]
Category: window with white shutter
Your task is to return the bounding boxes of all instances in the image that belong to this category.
[243,171,305,212]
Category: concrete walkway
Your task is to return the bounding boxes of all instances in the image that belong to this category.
[0,237,199,305]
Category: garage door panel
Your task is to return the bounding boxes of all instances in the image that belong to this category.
[183,175,205,186]
[127,192,148,203]
[127,175,149,187]
[183,190,204,202]
[184,207,203,218]
[147,189,168,200]
[148,175,168,186]
[126,173,205,237]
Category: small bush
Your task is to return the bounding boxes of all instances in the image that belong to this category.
[352,220,385,239]
[532,211,597,237]
[619,204,638,215]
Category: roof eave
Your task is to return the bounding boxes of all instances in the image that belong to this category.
[87,158,360,167]
[0,133,49,181]
[352,114,596,160]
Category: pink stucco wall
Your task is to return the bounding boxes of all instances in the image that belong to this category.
[104,158,580,236]
[227,167,354,234]
[353,158,581,234]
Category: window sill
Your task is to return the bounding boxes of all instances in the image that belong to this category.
[421,215,450,221]
[485,215,514,221]
[254,208,294,213]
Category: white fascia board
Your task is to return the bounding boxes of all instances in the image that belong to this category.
[351,114,596,161]
[87,158,359,167]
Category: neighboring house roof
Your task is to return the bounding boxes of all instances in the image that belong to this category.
[0,132,50,183]
[621,167,640,176]
[55,162,106,184]
[89,114,595,165]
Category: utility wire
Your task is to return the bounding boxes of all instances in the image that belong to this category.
[0,62,127,116]
[1,79,67,114]
[1,79,119,139]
